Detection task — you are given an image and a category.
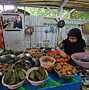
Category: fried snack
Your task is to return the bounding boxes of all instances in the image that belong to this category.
[55,63,76,76]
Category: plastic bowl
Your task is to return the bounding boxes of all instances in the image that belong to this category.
[54,68,76,79]
[54,63,77,79]
[2,76,25,89]
[2,70,26,89]
[26,67,48,86]
[47,51,60,56]
[71,52,89,68]
[39,56,56,72]
[47,51,70,62]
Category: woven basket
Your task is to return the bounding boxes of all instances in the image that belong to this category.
[82,23,89,35]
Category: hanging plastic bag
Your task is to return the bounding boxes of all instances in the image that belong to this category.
[49,26,55,33]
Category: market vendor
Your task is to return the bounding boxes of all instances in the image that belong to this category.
[56,28,86,66]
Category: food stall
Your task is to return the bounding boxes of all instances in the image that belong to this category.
[0,50,82,90]
[0,0,89,90]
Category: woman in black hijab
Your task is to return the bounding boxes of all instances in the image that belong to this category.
[56,28,86,66]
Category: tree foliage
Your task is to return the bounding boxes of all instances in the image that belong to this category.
[72,11,89,20]
[18,6,89,20]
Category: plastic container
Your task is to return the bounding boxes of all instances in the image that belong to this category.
[54,62,77,79]
[39,56,56,72]
[2,77,25,90]
[71,52,89,68]
[47,51,70,62]
[82,23,89,35]
[54,68,76,79]
[2,70,26,90]
[26,67,48,86]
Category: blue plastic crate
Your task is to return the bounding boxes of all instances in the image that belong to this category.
[0,70,82,90]
[23,71,82,90]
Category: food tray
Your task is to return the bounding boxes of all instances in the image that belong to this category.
[47,51,70,62]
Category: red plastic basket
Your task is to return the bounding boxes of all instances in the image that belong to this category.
[47,51,70,62]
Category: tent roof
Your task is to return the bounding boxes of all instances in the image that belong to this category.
[0,0,89,11]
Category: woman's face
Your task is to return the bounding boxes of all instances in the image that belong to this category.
[69,36,77,43]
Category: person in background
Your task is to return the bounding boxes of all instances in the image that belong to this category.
[56,28,86,66]
[3,19,8,29]
[13,16,22,29]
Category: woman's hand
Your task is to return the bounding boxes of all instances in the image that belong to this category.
[56,47,67,58]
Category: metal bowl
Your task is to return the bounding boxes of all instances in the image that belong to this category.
[17,53,31,60]
[13,60,32,71]
[26,57,40,67]
[0,54,16,64]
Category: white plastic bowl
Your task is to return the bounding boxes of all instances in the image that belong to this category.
[2,70,26,89]
[71,52,89,68]
[26,67,48,86]
[39,56,56,72]
[2,76,25,89]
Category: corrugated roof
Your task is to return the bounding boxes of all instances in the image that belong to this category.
[0,0,89,11]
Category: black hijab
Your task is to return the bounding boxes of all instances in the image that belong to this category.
[62,28,86,56]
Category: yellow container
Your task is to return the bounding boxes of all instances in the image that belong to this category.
[82,23,89,35]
